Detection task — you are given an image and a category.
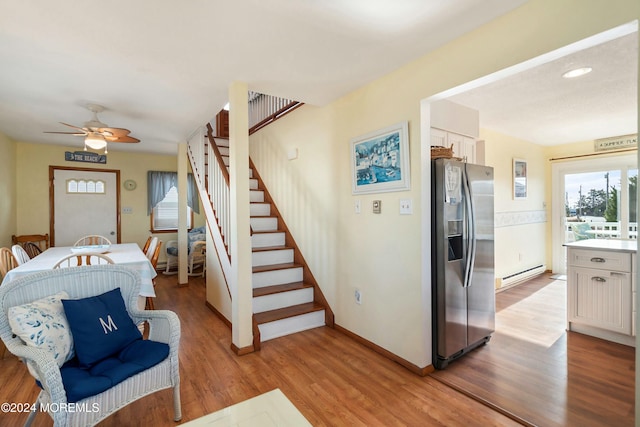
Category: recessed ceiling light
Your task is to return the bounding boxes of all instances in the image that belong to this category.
[562,67,593,79]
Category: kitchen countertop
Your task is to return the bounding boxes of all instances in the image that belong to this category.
[564,239,637,253]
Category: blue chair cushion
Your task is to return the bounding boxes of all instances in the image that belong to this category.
[38,339,170,403]
[62,288,142,368]
[167,247,179,256]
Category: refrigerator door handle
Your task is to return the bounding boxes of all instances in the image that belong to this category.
[462,164,476,288]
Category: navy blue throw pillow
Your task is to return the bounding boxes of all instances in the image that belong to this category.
[62,288,142,368]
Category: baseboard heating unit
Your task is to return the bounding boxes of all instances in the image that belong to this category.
[496,264,546,291]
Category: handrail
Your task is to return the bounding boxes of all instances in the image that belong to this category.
[206,123,230,187]
[248,93,303,134]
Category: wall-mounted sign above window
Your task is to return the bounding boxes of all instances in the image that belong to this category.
[64,151,107,164]
[594,134,637,152]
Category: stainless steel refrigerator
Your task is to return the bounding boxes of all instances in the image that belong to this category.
[431,158,495,369]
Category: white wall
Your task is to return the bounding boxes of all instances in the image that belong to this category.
[482,128,548,282]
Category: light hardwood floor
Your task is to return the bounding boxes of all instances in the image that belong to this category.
[431,274,635,426]
[0,273,634,426]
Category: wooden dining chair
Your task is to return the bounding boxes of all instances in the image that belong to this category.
[53,253,114,268]
[23,242,43,258]
[11,245,30,265]
[12,234,49,252]
[146,241,162,310]
[145,237,159,260]
[74,235,112,246]
[142,236,153,255]
[0,247,19,358]
[0,247,19,279]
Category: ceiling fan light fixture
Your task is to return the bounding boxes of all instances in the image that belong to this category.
[562,67,593,79]
[85,133,107,150]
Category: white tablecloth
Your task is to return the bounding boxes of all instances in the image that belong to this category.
[1,243,157,297]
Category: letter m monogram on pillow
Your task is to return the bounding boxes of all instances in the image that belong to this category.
[99,315,119,334]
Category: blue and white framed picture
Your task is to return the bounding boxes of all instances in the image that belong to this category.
[351,121,410,194]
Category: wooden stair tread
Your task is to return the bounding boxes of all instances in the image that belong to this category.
[252,262,301,273]
[252,245,292,253]
[253,281,312,297]
[251,229,285,235]
[254,302,325,324]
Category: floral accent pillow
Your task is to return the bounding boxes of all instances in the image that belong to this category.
[8,291,75,377]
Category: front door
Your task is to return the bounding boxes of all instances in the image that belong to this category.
[50,166,120,246]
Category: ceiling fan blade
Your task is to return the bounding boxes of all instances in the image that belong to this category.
[44,131,86,136]
[98,127,132,136]
[59,122,89,132]
[104,135,140,143]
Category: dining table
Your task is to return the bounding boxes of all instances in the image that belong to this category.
[1,243,157,301]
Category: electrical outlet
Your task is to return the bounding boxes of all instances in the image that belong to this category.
[354,289,362,305]
[372,200,381,214]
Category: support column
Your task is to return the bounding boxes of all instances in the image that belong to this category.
[229,82,254,353]
[177,143,189,286]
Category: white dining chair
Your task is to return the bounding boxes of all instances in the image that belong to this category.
[11,245,30,265]
[53,253,114,268]
[74,235,112,246]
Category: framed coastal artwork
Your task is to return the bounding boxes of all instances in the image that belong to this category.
[351,121,410,195]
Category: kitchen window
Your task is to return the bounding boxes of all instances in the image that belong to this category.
[551,153,637,273]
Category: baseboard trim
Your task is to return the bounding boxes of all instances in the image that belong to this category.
[334,324,433,377]
[231,343,255,356]
[205,301,231,328]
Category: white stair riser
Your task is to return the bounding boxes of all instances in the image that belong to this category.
[249,179,259,190]
[253,288,314,313]
[250,203,270,216]
[252,248,294,267]
[249,169,253,178]
[253,267,303,288]
[251,217,278,232]
[222,156,230,166]
[252,232,285,248]
[218,146,230,156]
[250,190,264,202]
[258,310,325,342]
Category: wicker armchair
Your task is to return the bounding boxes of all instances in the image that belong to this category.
[0,265,181,426]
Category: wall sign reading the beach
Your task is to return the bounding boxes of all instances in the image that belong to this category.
[65,151,107,164]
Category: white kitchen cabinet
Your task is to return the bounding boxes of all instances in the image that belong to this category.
[565,241,635,346]
[430,128,477,164]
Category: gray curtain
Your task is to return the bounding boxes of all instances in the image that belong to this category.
[147,171,200,215]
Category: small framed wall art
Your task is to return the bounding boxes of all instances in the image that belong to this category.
[513,158,527,199]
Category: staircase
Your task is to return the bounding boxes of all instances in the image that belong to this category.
[189,115,333,347]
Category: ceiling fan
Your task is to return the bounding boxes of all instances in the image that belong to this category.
[45,104,140,153]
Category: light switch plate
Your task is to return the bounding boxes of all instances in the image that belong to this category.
[122,206,133,214]
[372,200,381,214]
[354,199,361,214]
[400,199,413,214]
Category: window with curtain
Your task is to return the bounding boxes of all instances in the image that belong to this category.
[148,171,199,232]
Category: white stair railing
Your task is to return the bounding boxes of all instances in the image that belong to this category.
[208,137,231,254]
[187,127,232,293]
[248,92,302,133]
